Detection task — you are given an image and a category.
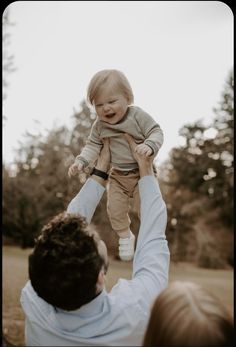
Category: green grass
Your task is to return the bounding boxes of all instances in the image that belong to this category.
[3,246,234,346]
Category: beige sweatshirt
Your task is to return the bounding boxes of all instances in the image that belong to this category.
[75,105,164,170]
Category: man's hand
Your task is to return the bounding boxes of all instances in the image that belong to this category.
[124,134,154,177]
[68,162,84,178]
[96,138,110,173]
[91,138,110,186]
[135,143,153,157]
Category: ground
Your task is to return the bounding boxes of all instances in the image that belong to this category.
[3,246,234,346]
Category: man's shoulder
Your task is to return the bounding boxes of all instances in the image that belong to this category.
[108,278,146,310]
[21,280,34,298]
[20,280,53,314]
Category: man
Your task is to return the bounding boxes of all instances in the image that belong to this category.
[20,134,170,346]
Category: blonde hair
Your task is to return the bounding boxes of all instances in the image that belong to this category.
[87,69,134,105]
[143,281,233,347]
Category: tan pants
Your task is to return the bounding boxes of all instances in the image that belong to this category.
[107,168,140,232]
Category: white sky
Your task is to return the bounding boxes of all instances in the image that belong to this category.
[2,1,233,165]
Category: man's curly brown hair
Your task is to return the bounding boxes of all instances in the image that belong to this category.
[29,212,105,310]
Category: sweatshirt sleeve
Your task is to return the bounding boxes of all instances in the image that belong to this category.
[75,121,103,167]
[135,109,164,156]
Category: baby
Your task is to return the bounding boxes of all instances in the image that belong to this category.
[68,69,164,261]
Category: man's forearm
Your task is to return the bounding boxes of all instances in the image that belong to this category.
[138,161,154,177]
[132,175,169,300]
[67,134,110,222]
[136,176,167,246]
[67,178,105,223]
[91,175,107,187]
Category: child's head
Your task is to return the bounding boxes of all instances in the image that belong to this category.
[143,281,233,347]
[87,69,134,125]
[87,69,134,105]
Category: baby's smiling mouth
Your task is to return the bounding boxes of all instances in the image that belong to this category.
[105,113,116,118]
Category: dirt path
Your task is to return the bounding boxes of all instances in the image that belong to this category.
[3,246,233,346]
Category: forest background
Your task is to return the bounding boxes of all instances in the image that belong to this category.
[3,7,234,270]
[3,68,234,269]
[3,5,234,346]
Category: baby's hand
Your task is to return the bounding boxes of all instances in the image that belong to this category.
[68,162,84,178]
[135,143,153,157]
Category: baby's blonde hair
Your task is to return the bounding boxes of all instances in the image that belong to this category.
[87,69,134,105]
[143,281,233,347]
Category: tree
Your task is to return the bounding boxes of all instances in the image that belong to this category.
[166,70,233,226]
[211,69,234,225]
[3,123,81,247]
[160,70,234,267]
[3,101,111,248]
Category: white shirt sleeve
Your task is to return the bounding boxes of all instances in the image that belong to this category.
[130,175,170,308]
[66,178,105,224]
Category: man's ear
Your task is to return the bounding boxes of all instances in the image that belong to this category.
[96,268,105,293]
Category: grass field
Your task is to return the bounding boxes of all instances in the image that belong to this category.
[3,246,234,346]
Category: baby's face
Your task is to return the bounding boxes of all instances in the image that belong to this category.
[94,87,129,125]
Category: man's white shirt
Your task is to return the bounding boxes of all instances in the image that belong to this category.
[21,176,170,346]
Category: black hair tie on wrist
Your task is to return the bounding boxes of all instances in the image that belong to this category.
[90,167,109,180]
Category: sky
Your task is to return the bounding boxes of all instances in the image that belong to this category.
[2,1,233,165]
